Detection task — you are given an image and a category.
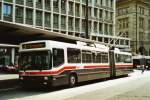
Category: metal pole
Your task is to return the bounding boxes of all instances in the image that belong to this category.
[85,0,89,39]
[136,1,138,53]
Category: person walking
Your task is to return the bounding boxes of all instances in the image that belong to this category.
[141,65,145,74]
[141,57,145,74]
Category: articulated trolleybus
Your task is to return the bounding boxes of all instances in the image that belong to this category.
[19,40,133,87]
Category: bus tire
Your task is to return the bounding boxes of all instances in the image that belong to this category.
[69,74,77,87]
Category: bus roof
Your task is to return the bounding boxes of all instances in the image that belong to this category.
[19,40,109,52]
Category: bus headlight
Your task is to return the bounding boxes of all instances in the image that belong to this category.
[44,77,48,80]
[20,77,23,80]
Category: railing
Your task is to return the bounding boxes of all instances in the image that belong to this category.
[36,3,42,9]
[26,1,33,7]
[4,0,13,3]
[26,18,33,25]
[69,11,73,16]
[36,19,42,26]
[53,23,59,29]
[53,7,59,12]
[15,17,23,23]
[75,12,80,17]
[75,0,80,2]
[4,15,12,22]
[68,26,73,31]
[75,27,80,32]
[61,9,66,14]
[45,21,51,28]
[45,5,51,11]
[16,0,24,5]
[61,24,66,30]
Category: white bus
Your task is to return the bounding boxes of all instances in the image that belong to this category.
[18,40,133,87]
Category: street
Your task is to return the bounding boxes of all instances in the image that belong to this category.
[0,70,150,100]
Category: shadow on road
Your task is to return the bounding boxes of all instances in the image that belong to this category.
[0,75,128,100]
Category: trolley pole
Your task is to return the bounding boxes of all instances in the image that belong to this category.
[85,0,89,39]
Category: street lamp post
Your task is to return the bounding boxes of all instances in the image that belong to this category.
[85,0,89,39]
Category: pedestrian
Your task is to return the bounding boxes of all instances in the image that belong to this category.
[141,65,145,74]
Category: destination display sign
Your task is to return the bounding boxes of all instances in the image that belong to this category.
[22,42,46,49]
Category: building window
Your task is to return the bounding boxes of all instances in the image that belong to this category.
[26,0,33,7]
[106,0,109,7]
[45,13,51,28]
[94,22,97,33]
[94,8,98,18]
[104,24,108,35]
[15,6,23,23]
[139,17,144,29]
[68,2,73,15]
[110,0,113,8]
[36,11,42,26]
[61,0,66,14]
[94,0,98,5]
[100,0,102,6]
[105,11,108,19]
[118,18,129,29]
[53,0,59,12]
[36,0,43,9]
[117,7,129,16]
[75,19,79,32]
[68,17,73,31]
[82,19,85,32]
[99,10,102,19]
[148,20,150,30]
[61,16,66,29]
[26,8,33,25]
[45,0,51,10]
[82,6,86,17]
[53,14,59,29]
[99,23,102,34]
[88,7,91,18]
[3,4,12,21]
[109,25,113,35]
[139,7,144,15]
[75,4,80,17]
[0,3,1,20]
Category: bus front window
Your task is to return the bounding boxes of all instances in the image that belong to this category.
[19,51,51,70]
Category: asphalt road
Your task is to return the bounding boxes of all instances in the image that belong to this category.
[0,70,150,100]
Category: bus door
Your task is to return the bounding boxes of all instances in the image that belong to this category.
[109,49,116,78]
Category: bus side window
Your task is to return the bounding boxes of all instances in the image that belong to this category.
[52,48,64,67]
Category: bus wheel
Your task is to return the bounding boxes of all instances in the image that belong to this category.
[69,74,77,87]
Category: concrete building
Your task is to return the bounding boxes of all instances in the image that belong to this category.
[0,0,130,48]
[116,0,150,55]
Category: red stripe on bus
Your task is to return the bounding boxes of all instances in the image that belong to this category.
[115,64,133,68]
[19,64,133,76]
[84,65,109,69]
[19,66,76,76]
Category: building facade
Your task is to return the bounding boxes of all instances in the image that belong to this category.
[0,0,130,47]
[116,0,150,55]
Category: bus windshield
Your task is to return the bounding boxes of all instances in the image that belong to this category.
[19,51,51,70]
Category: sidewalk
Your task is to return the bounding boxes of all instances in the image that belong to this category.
[0,73,19,90]
[0,73,18,80]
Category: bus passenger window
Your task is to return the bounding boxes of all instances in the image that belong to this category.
[82,50,92,63]
[67,48,81,63]
[53,48,64,67]
[101,53,108,63]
